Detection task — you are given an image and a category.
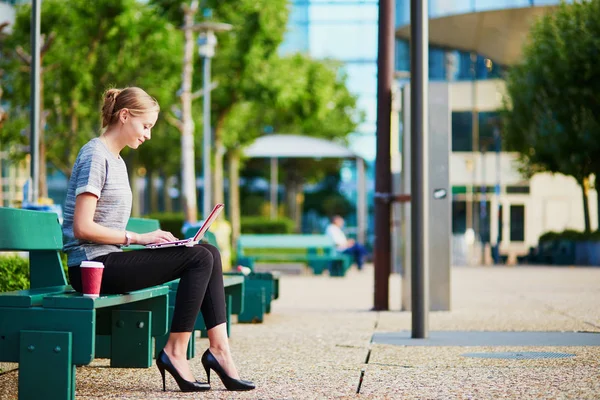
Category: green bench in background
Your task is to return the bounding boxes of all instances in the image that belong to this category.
[0,207,169,400]
[184,228,280,323]
[124,218,244,359]
[236,234,352,277]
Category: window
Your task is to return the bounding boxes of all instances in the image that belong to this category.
[506,186,530,194]
[452,112,473,151]
[452,200,467,234]
[429,47,447,81]
[510,205,525,242]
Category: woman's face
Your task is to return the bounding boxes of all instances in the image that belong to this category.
[120,109,159,150]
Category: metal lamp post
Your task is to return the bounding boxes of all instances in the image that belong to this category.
[195,21,232,219]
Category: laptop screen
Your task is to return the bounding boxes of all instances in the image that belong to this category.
[192,204,224,241]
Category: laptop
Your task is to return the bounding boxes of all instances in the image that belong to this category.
[145,203,224,249]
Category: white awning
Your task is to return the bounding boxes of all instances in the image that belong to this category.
[244,134,362,159]
[396,5,557,66]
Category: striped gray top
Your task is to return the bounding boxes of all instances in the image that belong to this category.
[62,138,132,267]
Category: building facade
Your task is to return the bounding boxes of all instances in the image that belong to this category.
[395,0,595,263]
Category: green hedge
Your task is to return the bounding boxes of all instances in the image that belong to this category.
[145,212,185,237]
[539,229,600,243]
[241,217,295,234]
[0,253,70,292]
[0,255,30,292]
[143,213,296,235]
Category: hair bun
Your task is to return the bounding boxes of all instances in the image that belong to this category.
[101,88,123,128]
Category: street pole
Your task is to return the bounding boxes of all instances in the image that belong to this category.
[493,125,501,263]
[480,146,487,263]
[181,1,199,224]
[373,0,394,311]
[196,20,232,219]
[30,0,41,204]
[410,0,429,338]
[202,52,212,220]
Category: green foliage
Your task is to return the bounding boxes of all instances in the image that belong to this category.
[502,0,600,179]
[241,217,295,234]
[538,229,600,243]
[240,193,268,216]
[145,211,185,237]
[304,174,355,217]
[501,0,600,231]
[2,0,183,177]
[0,255,29,292]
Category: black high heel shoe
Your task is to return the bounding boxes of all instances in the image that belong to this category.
[156,350,210,392]
[201,349,256,391]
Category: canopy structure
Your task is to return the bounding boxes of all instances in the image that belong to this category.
[244,134,367,243]
[396,5,558,66]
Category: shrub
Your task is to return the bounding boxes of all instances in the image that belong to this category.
[145,212,185,236]
[241,217,295,234]
[538,229,600,243]
[0,255,29,291]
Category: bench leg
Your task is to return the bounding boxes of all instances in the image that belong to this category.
[19,330,74,400]
[238,287,266,323]
[329,259,345,277]
[111,310,152,368]
[309,260,328,275]
[95,334,111,358]
[226,294,232,337]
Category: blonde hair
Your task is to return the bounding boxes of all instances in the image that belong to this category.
[101,87,160,128]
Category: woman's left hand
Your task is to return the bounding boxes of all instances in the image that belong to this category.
[137,229,178,245]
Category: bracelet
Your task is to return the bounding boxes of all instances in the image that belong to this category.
[124,231,132,247]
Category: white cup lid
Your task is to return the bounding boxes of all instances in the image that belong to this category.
[80,261,105,268]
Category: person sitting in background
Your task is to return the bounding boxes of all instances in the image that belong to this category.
[325,215,367,270]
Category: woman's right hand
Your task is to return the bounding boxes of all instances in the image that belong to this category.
[137,229,179,245]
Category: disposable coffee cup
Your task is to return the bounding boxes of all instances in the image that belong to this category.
[80,261,104,298]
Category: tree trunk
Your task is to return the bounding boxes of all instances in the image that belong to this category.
[148,169,158,214]
[581,176,591,233]
[180,1,199,223]
[163,171,172,213]
[38,78,47,199]
[294,182,304,232]
[228,150,241,251]
[213,135,225,207]
[285,179,304,233]
[126,153,140,217]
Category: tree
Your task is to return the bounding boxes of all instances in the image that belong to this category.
[221,54,363,235]
[150,1,363,237]
[502,0,600,232]
[2,0,182,206]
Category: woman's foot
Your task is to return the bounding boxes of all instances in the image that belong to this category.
[208,346,239,379]
[163,347,195,382]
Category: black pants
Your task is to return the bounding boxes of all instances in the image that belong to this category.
[68,244,226,333]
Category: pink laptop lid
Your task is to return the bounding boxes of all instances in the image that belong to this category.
[192,203,224,241]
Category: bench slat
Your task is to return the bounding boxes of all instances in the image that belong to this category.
[0,285,74,308]
[42,285,169,310]
[238,234,335,249]
[0,207,63,250]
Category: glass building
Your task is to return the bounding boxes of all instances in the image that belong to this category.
[280,0,379,162]
[394,0,579,262]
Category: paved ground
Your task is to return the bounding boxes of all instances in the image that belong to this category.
[0,264,599,399]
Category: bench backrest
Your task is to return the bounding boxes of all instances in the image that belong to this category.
[0,207,67,289]
[126,217,160,233]
[237,234,336,251]
[183,227,219,247]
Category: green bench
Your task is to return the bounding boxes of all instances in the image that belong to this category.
[236,234,352,277]
[0,207,169,400]
[124,218,245,358]
[183,228,280,323]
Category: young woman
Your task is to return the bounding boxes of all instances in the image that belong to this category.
[62,87,254,392]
